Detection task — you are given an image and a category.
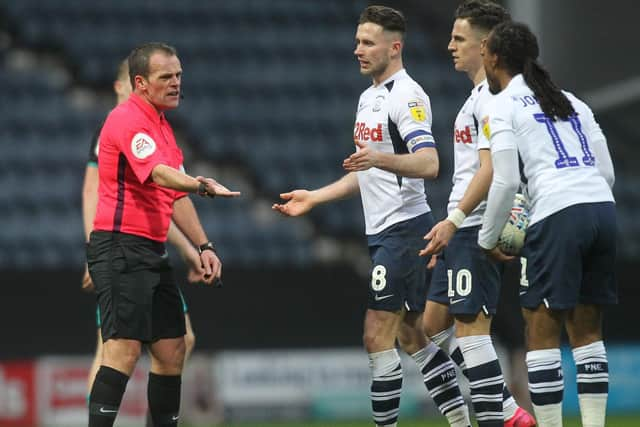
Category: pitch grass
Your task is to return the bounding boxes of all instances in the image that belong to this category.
[186,414,640,427]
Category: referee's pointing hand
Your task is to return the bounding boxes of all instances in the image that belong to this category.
[196,176,241,198]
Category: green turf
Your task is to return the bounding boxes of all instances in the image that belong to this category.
[184,414,640,427]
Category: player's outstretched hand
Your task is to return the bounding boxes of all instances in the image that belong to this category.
[272,190,314,217]
[485,246,515,262]
[419,219,457,257]
[200,249,222,286]
[343,139,378,172]
[81,264,94,292]
[196,176,241,198]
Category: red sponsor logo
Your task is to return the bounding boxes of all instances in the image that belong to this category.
[354,122,383,142]
[0,362,37,427]
[50,368,91,408]
[454,126,472,144]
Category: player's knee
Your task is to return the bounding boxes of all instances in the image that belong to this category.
[104,342,142,371]
[423,323,442,339]
[525,325,562,351]
[363,330,395,353]
[567,330,602,349]
[154,339,186,373]
[396,333,411,351]
[422,307,454,338]
[363,330,382,352]
[398,340,423,356]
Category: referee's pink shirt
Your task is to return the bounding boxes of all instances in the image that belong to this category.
[93,93,187,242]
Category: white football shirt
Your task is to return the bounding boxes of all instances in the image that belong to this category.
[354,69,436,235]
[480,74,614,226]
[448,80,493,228]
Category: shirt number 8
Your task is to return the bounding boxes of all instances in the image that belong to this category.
[371,265,387,291]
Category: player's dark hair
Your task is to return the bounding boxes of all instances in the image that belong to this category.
[128,42,177,88]
[359,5,406,37]
[455,0,510,34]
[487,21,574,120]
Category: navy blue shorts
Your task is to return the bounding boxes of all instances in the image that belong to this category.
[429,226,502,315]
[367,212,434,312]
[519,202,617,310]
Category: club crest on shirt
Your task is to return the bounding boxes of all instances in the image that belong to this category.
[482,116,491,139]
[131,133,157,159]
[373,95,385,112]
[408,100,427,122]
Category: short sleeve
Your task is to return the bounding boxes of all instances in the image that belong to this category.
[388,83,436,153]
[473,91,492,150]
[88,123,103,166]
[118,128,169,184]
[478,96,516,153]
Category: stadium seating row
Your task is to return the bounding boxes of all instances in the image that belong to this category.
[2,0,636,269]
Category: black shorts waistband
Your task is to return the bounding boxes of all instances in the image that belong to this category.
[90,231,166,255]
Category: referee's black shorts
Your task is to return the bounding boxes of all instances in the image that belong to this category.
[87,231,186,343]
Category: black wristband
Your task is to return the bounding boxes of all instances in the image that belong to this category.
[197,182,208,197]
[198,241,216,255]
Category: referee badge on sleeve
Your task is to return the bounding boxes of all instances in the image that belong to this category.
[482,116,491,139]
[131,133,157,159]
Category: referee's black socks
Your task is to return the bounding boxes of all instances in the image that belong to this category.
[88,365,129,427]
[148,372,182,426]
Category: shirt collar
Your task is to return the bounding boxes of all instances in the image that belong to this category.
[474,79,487,93]
[506,74,525,90]
[376,68,407,88]
[130,93,164,125]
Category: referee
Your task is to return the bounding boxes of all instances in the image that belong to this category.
[86,42,239,427]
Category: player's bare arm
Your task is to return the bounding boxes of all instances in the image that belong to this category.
[343,140,438,179]
[81,164,99,291]
[273,172,360,217]
[420,148,493,257]
[172,196,221,283]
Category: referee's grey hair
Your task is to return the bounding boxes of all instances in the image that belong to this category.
[127,42,177,88]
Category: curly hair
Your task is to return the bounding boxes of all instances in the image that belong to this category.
[488,21,574,120]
